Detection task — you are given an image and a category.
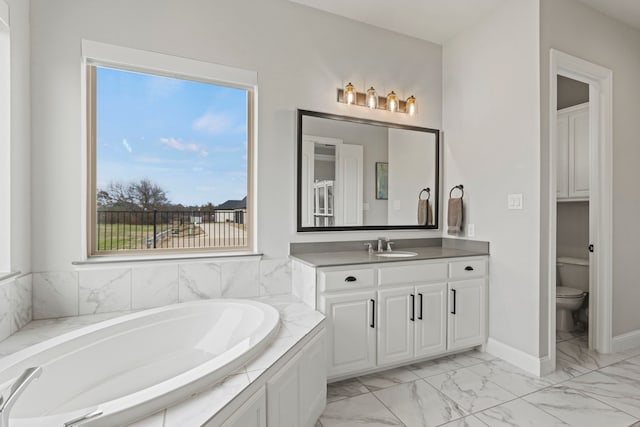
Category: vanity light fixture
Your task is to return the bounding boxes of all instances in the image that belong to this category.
[387,91,398,112]
[406,95,416,116]
[344,82,356,105]
[337,84,416,115]
[366,86,377,109]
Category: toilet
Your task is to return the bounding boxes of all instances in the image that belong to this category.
[556,256,589,332]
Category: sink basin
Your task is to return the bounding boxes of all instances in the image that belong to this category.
[375,251,418,258]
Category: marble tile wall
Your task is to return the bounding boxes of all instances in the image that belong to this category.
[31,258,292,320]
[0,274,33,341]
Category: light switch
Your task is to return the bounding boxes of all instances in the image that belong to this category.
[393,200,401,210]
[508,194,523,210]
[467,224,475,237]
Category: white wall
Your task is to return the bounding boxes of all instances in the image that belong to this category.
[443,0,541,357]
[4,0,30,275]
[540,0,640,338]
[29,0,442,273]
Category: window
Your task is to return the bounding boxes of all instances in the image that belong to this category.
[85,44,255,256]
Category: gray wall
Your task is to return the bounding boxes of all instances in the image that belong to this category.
[557,75,589,110]
[540,0,640,341]
[29,0,442,272]
[557,202,589,259]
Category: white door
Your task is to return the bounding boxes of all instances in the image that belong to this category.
[557,113,570,198]
[378,287,414,366]
[570,105,589,198]
[322,291,376,378]
[267,353,302,427]
[301,139,315,227]
[219,387,266,427]
[414,283,447,358]
[447,279,486,351]
[300,331,327,427]
[335,144,363,226]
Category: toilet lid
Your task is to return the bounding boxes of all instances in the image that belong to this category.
[557,286,584,297]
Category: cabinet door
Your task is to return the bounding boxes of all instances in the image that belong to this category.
[267,353,301,427]
[570,107,589,198]
[321,291,376,378]
[220,387,266,427]
[448,279,486,351]
[300,331,327,427]
[415,283,447,358]
[557,113,570,199]
[378,287,414,366]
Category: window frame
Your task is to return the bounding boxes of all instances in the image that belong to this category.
[82,41,257,258]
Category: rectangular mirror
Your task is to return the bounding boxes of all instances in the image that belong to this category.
[297,110,440,231]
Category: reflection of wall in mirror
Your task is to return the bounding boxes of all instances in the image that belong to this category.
[387,128,436,225]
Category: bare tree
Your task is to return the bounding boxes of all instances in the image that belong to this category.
[97,179,168,211]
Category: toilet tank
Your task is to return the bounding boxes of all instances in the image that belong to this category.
[557,257,589,292]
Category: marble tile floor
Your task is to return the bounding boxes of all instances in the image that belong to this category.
[318,341,640,427]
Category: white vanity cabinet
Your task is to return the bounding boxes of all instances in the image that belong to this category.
[557,103,589,200]
[315,256,488,380]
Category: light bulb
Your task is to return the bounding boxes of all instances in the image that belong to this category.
[345,82,355,105]
[366,87,377,109]
[406,95,416,116]
[387,91,397,112]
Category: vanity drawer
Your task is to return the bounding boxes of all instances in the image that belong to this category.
[449,259,486,279]
[318,268,375,292]
[378,262,447,286]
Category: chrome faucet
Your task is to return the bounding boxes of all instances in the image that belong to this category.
[377,237,385,253]
[0,367,42,427]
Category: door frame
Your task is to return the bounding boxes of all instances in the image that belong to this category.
[547,49,613,373]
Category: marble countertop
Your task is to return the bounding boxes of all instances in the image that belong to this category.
[0,294,325,427]
[290,246,489,268]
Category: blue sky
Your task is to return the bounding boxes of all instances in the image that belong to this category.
[96,66,248,206]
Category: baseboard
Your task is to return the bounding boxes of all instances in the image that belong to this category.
[612,329,640,352]
[485,338,544,376]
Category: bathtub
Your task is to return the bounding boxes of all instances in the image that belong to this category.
[0,299,280,426]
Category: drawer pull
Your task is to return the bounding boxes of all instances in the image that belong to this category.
[410,294,415,322]
[370,299,375,328]
[451,289,457,315]
[344,276,357,282]
[464,266,474,271]
[418,293,423,320]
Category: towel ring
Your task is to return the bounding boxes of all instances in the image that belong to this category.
[419,188,431,202]
[449,184,464,199]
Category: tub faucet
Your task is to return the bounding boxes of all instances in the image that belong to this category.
[0,367,42,427]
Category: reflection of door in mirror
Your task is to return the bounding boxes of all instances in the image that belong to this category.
[301,135,363,227]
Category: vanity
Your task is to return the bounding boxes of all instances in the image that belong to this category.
[290,239,489,381]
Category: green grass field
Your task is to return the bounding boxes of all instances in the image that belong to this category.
[97,223,169,251]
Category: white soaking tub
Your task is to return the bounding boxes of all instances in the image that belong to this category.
[0,299,279,427]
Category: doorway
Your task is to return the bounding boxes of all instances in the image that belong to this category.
[546,49,613,375]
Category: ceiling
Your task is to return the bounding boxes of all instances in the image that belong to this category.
[288,0,505,44]
[290,0,640,44]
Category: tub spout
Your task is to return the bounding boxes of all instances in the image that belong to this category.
[0,366,43,427]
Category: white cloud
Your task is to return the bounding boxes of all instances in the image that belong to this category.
[160,137,199,152]
[135,156,166,164]
[193,112,233,135]
[122,138,132,153]
[200,149,209,158]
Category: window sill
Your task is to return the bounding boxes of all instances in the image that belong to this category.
[72,251,263,266]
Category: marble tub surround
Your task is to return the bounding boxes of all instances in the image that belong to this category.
[319,337,640,427]
[30,257,292,320]
[0,274,32,342]
[289,238,489,268]
[0,294,324,427]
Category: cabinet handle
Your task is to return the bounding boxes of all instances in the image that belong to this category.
[345,276,357,282]
[418,293,423,320]
[451,289,457,315]
[370,299,375,328]
[464,266,474,271]
[410,294,415,321]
